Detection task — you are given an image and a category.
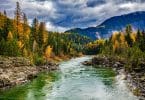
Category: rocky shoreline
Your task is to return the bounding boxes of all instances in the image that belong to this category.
[0,56,58,90]
[83,55,145,100]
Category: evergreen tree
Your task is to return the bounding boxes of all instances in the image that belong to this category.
[1,11,14,40]
[3,10,7,16]
[125,24,132,34]
[136,29,142,41]
[125,25,133,47]
[30,17,39,51]
[38,22,46,48]
[138,31,145,52]
[15,2,22,25]
[14,2,23,38]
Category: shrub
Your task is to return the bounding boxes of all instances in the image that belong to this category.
[33,53,44,66]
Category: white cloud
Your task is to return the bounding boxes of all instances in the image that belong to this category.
[1,0,145,32]
[46,22,68,32]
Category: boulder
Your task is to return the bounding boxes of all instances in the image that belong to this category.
[82,61,92,66]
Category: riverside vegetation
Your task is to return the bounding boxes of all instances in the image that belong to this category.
[0,1,145,99]
[0,2,92,89]
[83,25,145,98]
[0,2,92,64]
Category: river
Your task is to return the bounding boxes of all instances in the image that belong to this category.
[0,56,138,100]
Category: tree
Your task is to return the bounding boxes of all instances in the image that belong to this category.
[38,22,47,48]
[136,29,142,41]
[30,17,39,51]
[0,38,20,56]
[15,2,22,25]
[31,17,39,41]
[138,31,145,52]
[23,13,30,40]
[125,25,133,47]
[125,24,132,34]
[0,13,14,40]
[125,33,133,47]
[44,45,52,60]
[14,2,23,38]
[113,40,119,53]
[7,31,13,40]
[3,10,7,16]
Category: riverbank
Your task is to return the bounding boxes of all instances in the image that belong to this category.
[0,56,58,90]
[83,55,145,99]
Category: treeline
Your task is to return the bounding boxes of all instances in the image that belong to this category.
[0,2,92,65]
[85,24,145,72]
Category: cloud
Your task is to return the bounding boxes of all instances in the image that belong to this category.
[1,0,145,32]
[46,21,68,32]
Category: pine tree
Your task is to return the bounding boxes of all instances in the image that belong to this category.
[38,22,46,48]
[138,31,145,52]
[30,17,39,51]
[7,31,13,40]
[136,29,142,41]
[15,2,22,25]
[14,2,23,38]
[126,24,132,34]
[23,13,29,40]
[125,25,133,47]
[32,17,39,41]
[1,11,14,40]
[3,10,7,16]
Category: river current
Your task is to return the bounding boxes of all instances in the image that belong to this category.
[0,56,138,100]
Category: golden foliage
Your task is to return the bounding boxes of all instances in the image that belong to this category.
[43,31,48,44]
[23,26,30,40]
[130,32,136,42]
[44,45,52,60]
[32,40,38,52]
[17,40,24,49]
[7,31,13,40]
[23,48,28,57]
[113,40,119,52]
[119,33,128,48]
[94,39,105,45]
[119,33,125,43]
[111,32,119,43]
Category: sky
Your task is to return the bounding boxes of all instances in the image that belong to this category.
[0,0,145,32]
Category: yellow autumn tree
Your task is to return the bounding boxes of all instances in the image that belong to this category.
[95,39,105,45]
[111,32,119,43]
[22,48,28,57]
[130,32,136,42]
[119,32,128,47]
[44,45,52,60]
[7,31,13,40]
[113,40,119,53]
[17,40,24,49]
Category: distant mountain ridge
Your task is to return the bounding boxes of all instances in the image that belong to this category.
[66,11,145,40]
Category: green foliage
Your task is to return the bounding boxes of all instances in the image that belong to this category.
[0,38,21,56]
[0,2,93,64]
[98,25,145,72]
[84,39,105,55]
[33,53,44,66]
[125,32,133,47]
[125,24,132,34]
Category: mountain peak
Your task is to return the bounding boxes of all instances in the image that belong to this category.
[66,11,145,40]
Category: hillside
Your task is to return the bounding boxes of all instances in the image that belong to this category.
[66,11,145,39]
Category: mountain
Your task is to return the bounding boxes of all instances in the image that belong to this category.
[66,11,145,40]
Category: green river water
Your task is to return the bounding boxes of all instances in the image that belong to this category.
[0,56,138,100]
